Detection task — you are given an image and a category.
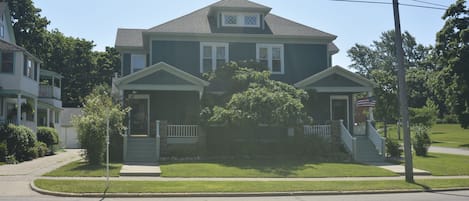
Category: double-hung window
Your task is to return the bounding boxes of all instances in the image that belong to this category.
[256,44,284,74]
[200,42,228,73]
[0,52,13,73]
[222,12,260,27]
[131,54,146,73]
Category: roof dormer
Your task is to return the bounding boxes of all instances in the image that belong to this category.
[208,0,271,29]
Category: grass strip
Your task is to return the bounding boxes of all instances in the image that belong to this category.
[160,161,397,177]
[413,153,469,176]
[34,179,469,193]
[43,161,122,177]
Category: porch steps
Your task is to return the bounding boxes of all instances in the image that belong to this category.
[126,136,157,163]
[354,136,385,162]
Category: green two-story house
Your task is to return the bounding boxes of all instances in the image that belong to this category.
[113,0,382,163]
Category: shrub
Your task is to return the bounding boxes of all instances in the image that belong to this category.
[412,126,431,156]
[35,142,48,157]
[385,138,401,158]
[0,142,7,162]
[409,99,438,128]
[36,127,59,154]
[5,155,17,164]
[4,125,37,161]
[459,112,469,129]
[442,114,459,124]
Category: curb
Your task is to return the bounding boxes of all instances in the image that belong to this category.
[30,180,469,198]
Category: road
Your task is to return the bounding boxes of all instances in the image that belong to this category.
[0,190,468,201]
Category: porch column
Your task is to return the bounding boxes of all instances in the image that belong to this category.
[46,108,50,127]
[368,91,374,121]
[34,98,38,129]
[16,94,21,125]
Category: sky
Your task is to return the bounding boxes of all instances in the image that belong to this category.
[34,0,455,68]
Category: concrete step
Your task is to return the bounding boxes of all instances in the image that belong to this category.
[120,163,161,177]
[354,136,384,162]
[126,137,157,163]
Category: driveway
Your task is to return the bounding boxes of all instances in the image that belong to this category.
[0,149,81,196]
[429,146,469,156]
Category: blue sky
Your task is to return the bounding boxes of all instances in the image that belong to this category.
[34,0,455,68]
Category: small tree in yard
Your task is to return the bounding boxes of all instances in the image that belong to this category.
[412,126,431,156]
[72,84,128,165]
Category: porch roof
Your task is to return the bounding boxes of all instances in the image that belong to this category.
[294,65,375,93]
[113,62,209,96]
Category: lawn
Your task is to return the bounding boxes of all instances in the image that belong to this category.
[43,161,122,177]
[413,153,469,176]
[0,162,5,166]
[377,123,469,149]
[34,179,469,193]
[160,159,397,177]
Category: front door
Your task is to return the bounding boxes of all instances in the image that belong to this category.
[331,95,349,129]
[129,95,149,136]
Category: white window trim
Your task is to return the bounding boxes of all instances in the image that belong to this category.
[221,12,260,28]
[256,44,285,74]
[131,54,146,73]
[199,42,229,73]
[330,95,350,129]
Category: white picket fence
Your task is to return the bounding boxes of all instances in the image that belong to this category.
[167,124,199,137]
[303,125,331,138]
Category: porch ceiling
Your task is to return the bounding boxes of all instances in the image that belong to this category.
[294,65,375,93]
[113,62,209,96]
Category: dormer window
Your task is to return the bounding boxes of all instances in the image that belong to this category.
[221,12,260,27]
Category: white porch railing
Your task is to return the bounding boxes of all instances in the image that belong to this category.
[304,125,331,138]
[367,120,385,155]
[340,120,357,158]
[167,124,199,137]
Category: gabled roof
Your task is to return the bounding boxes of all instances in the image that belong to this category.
[0,39,41,62]
[294,65,375,93]
[115,28,145,49]
[114,62,209,87]
[209,0,271,14]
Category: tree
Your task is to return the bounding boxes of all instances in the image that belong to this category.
[434,0,469,128]
[72,84,129,165]
[203,62,310,127]
[371,69,399,137]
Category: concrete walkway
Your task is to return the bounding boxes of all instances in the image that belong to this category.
[120,163,161,176]
[0,149,81,196]
[429,146,469,156]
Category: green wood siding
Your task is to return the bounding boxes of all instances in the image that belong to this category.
[229,42,256,62]
[152,40,200,76]
[310,74,363,87]
[123,53,131,76]
[305,93,354,128]
[272,44,328,84]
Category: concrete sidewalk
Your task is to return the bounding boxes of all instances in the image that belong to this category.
[0,149,81,196]
[429,146,469,156]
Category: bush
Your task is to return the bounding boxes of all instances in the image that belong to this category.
[35,142,48,157]
[5,155,17,164]
[36,127,59,154]
[442,114,459,124]
[409,99,438,128]
[0,142,7,162]
[385,138,401,158]
[3,125,37,162]
[412,126,431,156]
[459,112,469,129]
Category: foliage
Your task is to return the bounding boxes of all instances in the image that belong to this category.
[36,127,58,154]
[409,99,439,128]
[412,126,431,156]
[0,142,7,162]
[35,141,48,158]
[0,124,37,162]
[434,0,469,127]
[204,62,310,127]
[460,112,469,129]
[72,84,129,165]
[385,138,401,158]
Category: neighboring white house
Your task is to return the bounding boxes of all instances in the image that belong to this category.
[59,107,81,149]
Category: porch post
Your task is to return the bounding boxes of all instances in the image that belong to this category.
[16,94,21,125]
[46,108,50,127]
[34,98,38,131]
[368,91,374,121]
[156,120,160,162]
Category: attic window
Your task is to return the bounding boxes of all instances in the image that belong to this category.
[221,12,260,27]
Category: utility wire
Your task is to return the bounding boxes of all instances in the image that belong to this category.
[409,0,448,8]
[330,0,447,10]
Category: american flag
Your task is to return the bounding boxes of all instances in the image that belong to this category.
[357,97,376,107]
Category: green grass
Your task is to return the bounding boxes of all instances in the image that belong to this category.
[413,153,469,176]
[429,124,469,148]
[34,179,469,193]
[378,123,469,149]
[160,159,397,177]
[0,162,5,166]
[43,161,122,177]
